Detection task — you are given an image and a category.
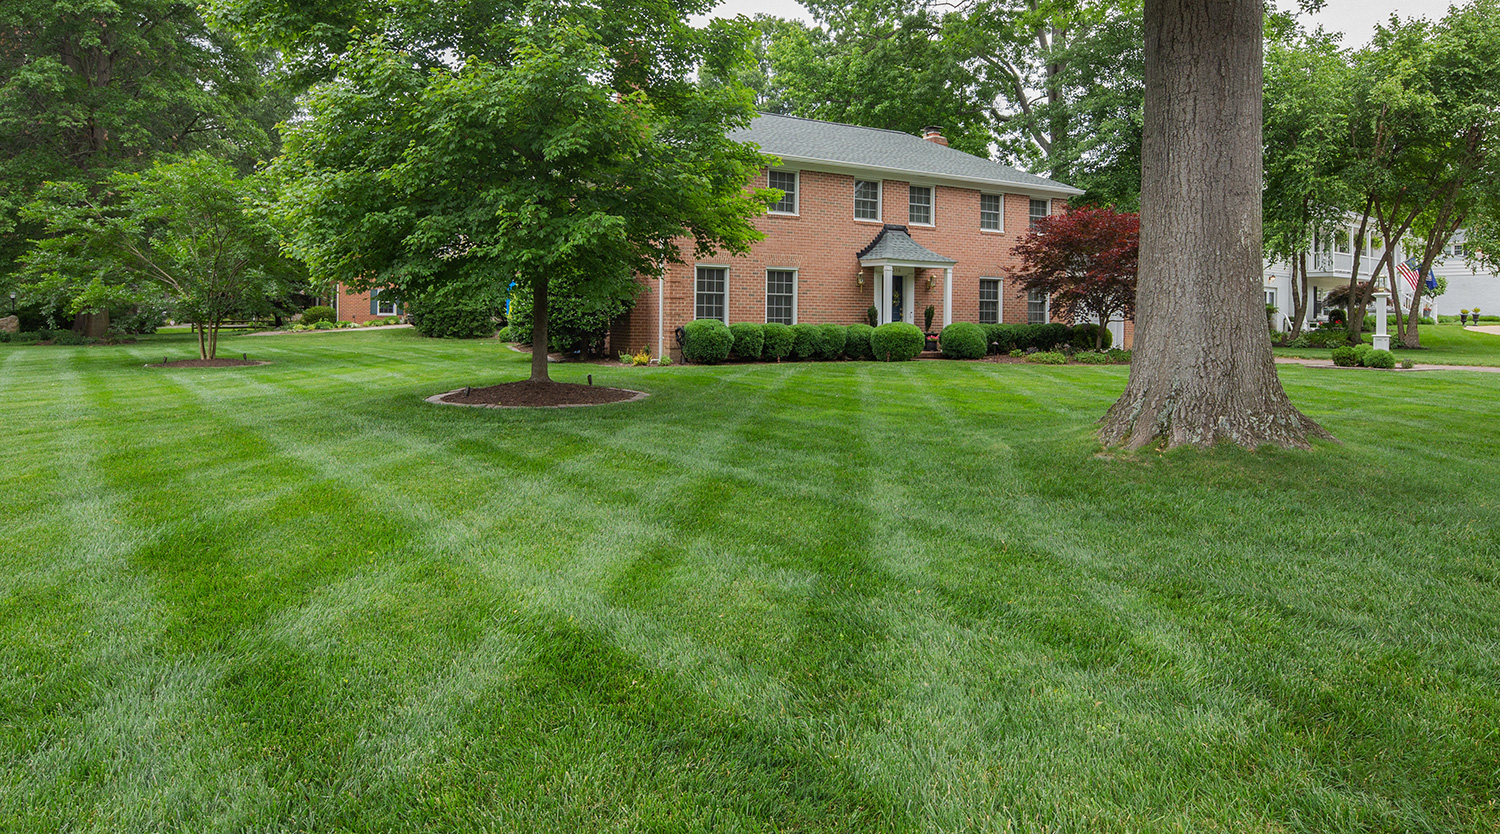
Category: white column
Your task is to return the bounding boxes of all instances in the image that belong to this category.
[1373,290,1391,351]
[942,268,953,328]
[882,265,894,325]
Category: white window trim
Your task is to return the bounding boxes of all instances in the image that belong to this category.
[1028,197,1051,228]
[980,193,1005,233]
[854,179,883,223]
[765,267,798,325]
[1027,288,1050,325]
[978,277,1003,324]
[695,264,730,324]
[768,169,799,216]
[908,184,935,227]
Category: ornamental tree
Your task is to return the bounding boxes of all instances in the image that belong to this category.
[1007,205,1139,350]
[269,11,775,384]
[21,155,300,359]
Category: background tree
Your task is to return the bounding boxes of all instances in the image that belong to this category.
[270,11,775,384]
[0,0,287,300]
[21,156,300,358]
[1099,0,1329,450]
[1007,206,1139,349]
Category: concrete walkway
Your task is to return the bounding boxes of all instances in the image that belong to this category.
[1274,356,1500,373]
[1466,325,1500,336]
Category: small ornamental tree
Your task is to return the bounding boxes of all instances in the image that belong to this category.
[1007,206,1139,350]
[21,156,298,359]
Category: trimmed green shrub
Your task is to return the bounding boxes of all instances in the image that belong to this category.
[844,323,874,359]
[816,323,847,360]
[761,322,794,361]
[1036,323,1073,350]
[791,323,819,359]
[507,277,632,352]
[1071,323,1113,351]
[1072,351,1113,364]
[729,322,764,360]
[983,323,1020,354]
[682,319,734,364]
[1353,344,1375,366]
[939,322,987,359]
[1025,351,1068,365]
[1105,348,1132,364]
[870,322,924,361]
[1331,346,1360,367]
[1366,349,1396,369]
[866,306,879,327]
[301,305,336,324]
[408,287,502,339]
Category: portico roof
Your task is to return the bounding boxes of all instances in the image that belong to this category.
[857,224,957,268]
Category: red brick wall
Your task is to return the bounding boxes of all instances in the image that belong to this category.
[611,169,1069,359]
[333,287,400,325]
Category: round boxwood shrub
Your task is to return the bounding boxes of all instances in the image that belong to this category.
[1070,323,1113,351]
[1366,348,1396,369]
[1331,345,1360,367]
[844,323,874,359]
[729,322,765,360]
[1035,322,1074,350]
[983,323,1018,354]
[301,305,336,324]
[817,323,847,360]
[1353,343,1375,366]
[939,322,987,359]
[870,322,924,361]
[791,323,819,359]
[682,318,734,364]
[761,322,794,361]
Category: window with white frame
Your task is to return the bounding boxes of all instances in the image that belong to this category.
[979,278,1001,324]
[1265,289,1277,309]
[854,180,881,220]
[371,288,400,316]
[1444,241,1467,258]
[908,185,933,225]
[1313,287,1324,318]
[695,266,727,322]
[1027,289,1049,324]
[769,170,798,214]
[766,269,796,325]
[1029,198,1050,228]
[980,194,1002,231]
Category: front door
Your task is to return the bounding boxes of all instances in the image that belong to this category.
[891,278,905,325]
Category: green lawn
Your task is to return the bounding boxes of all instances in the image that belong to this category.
[1276,321,1500,366]
[3,330,1499,833]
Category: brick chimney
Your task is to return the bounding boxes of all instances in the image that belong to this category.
[922,125,948,147]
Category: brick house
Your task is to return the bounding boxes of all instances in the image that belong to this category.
[609,113,1114,361]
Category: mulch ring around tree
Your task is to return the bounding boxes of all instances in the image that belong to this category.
[148,358,270,368]
[429,380,648,409]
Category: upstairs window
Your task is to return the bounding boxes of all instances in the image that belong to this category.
[980,194,1002,231]
[1027,289,1049,324]
[908,186,933,225]
[1029,198,1050,228]
[854,180,881,221]
[695,266,727,322]
[979,278,1001,324]
[769,170,798,214]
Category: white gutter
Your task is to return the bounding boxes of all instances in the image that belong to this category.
[767,153,1086,198]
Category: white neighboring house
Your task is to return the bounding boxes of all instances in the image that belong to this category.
[1263,224,1500,330]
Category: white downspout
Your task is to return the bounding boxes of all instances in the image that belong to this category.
[656,258,666,363]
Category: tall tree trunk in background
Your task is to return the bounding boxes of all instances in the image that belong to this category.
[1100,0,1330,450]
[1288,252,1310,339]
[529,275,551,383]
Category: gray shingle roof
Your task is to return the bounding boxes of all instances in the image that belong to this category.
[857,225,957,265]
[730,113,1083,196]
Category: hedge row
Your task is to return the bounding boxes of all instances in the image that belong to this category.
[682,320,925,364]
[680,320,1116,364]
[1332,344,1396,369]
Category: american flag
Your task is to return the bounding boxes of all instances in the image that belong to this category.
[1397,258,1422,292]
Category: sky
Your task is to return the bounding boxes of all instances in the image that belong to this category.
[693,0,1462,48]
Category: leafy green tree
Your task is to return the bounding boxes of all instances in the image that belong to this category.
[269,12,775,383]
[1262,25,1354,338]
[0,0,286,290]
[21,156,300,358]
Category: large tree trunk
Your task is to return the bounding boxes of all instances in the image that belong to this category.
[529,275,550,383]
[1288,252,1310,339]
[1100,0,1330,450]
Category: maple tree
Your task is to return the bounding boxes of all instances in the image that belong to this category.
[1007,206,1139,349]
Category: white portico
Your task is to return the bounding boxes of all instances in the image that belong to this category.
[857,224,957,327]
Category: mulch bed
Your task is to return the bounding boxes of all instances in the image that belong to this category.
[431,380,647,409]
[149,358,269,368]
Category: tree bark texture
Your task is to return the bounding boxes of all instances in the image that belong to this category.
[1100,0,1331,450]
[530,274,550,383]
